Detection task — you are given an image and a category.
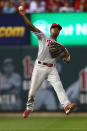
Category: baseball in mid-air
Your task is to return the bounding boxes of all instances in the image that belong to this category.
[18,6,23,11]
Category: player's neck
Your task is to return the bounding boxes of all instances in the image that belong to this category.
[50,35,57,41]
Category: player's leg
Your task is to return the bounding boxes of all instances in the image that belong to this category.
[23,65,47,117]
[47,67,76,114]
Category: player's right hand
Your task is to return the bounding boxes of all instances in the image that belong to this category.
[18,6,25,16]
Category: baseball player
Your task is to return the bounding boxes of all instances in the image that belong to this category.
[18,7,76,118]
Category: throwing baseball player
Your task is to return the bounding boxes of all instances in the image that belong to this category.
[18,6,76,118]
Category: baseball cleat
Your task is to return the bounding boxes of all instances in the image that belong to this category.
[23,110,32,118]
[65,103,76,115]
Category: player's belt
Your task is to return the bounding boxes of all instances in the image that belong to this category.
[38,61,53,67]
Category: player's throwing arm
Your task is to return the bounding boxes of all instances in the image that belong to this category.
[18,6,41,33]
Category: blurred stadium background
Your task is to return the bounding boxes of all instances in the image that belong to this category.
[0,0,87,131]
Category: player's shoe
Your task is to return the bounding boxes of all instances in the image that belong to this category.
[65,103,76,115]
[23,110,32,118]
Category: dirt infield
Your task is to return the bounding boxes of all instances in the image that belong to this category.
[0,112,87,117]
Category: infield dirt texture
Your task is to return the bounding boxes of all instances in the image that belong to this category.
[0,112,87,131]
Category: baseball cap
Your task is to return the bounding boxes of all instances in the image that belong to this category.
[50,23,62,30]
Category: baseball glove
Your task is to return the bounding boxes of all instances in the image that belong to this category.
[49,41,65,59]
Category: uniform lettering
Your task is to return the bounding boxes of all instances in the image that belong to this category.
[47,40,52,47]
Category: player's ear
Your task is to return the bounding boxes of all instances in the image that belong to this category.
[50,28,52,33]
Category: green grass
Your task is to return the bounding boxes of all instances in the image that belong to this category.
[0,116,87,131]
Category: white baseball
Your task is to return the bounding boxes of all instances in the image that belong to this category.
[18,6,23,11]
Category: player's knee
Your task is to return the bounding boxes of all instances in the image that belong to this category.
[55,80,61,85]
[55,80,63,88]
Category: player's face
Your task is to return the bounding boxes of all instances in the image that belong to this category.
[50,26,60,37]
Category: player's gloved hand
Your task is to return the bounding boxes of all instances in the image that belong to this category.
[18,6,25,16]
[49,41,65,58]
[63,55,70,64]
